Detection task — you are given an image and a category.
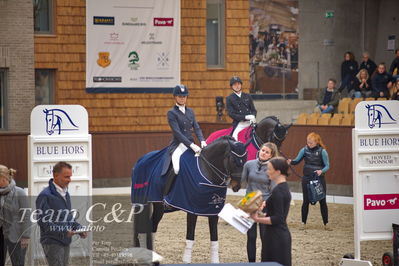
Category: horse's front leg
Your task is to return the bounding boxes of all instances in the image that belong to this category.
[183,213,198,263]
[134,203,163,250]
[208,215,220,263]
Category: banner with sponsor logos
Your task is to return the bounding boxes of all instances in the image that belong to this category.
[86,0,180,93]
[352,100,399,259]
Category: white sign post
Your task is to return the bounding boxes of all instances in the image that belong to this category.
[352,101,399,261]
[28,105,92,263]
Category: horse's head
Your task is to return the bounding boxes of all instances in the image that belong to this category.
[224,136,247,192]
[365,104,375,128]
[255,116,290,148]
[201,136,247,191]
[43,109,55,135]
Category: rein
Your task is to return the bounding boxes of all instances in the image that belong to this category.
[199,139,247,186]
[199,154,229,186]
[278,150,303,179]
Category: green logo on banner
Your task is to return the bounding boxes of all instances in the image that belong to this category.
[128,51,140,70]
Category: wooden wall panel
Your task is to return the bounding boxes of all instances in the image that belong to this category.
[0,125,353,187]
[34,0,250,132]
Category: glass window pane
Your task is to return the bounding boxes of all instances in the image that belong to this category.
[207,0,224,67]
[35,69,54,105]
[34,0,52,33]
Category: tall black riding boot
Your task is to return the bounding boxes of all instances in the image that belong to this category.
[163,167,177,196]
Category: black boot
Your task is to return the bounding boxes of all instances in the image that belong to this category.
[163,166,177,196]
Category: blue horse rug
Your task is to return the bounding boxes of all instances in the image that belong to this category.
[131,147,168,204]
[164,150,227,216]
[131,148,227,216]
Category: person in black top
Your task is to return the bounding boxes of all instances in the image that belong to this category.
[351,69,372,98]
[226,76,257,140]
[359,51,377,78]
[251,157,292,266]
[288,132,331,231]
[390,77,399,100]
[339,51,358,95]
[389,49,399,78]
[371,63,393,99]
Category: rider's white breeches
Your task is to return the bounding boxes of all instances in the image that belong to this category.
[172,143,188,174]
[232,121,251,141]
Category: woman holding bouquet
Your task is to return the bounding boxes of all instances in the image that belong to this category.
[250,157,292,266]
[241,142,278,262]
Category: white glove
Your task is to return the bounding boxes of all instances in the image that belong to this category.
[245,115,256,124]
[201,141,207,148]
[190,143,202,154]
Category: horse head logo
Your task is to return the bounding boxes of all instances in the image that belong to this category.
[43,108,79,135]
[365,104,397,129]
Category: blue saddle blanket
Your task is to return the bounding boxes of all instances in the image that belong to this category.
[131,147,168,204]
[131,148,227,216]
[164,150,227,216]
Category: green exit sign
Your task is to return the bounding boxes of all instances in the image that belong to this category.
[325,11,334,18]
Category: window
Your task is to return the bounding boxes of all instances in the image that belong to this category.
[35,69,55,105]
[0,69,7,129]
[206,0,225,68]
[33,0,53,34]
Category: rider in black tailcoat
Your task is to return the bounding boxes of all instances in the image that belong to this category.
[162,85,207,193]
[226,76,257,140]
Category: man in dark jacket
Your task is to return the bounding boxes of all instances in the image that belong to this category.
[314,79,341,114]
[372,63,393,98]
[226,76,257,140]
[359,51,377,77]
[36,162,87,266]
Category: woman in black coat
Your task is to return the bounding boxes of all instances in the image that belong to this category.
[340,51,358,95]
[251,157,292,266]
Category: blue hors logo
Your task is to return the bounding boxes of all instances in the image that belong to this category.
[43,109,79,135]
[366,104,397,129]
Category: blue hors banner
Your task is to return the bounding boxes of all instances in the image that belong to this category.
[86,0,180,93]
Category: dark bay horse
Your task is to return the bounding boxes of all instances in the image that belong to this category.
[131,136,247,263]
[207,116,291,160]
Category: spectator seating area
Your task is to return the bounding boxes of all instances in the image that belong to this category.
[295,97,388,126]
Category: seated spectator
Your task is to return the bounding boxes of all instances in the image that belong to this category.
[350,69,372,98]
[359,51,377,77]
[389,49,399,78]
[390,77,399,100]
[371,63,393,99]
[339,51,358,96]
[314,79,341,114]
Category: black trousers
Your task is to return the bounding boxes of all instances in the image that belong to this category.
[301,175,328,225]
[4,238,26,266]
[246,222,266,262]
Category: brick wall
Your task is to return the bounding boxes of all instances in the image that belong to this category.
[0,0,34,132]
[35,0,250,132]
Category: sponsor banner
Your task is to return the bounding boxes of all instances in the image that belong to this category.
[364,194,399,210]
[86,0,180,92]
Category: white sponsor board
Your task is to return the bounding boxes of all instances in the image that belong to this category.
[86,0,180,93]
[352,101,399,260]
[28,105,92,263]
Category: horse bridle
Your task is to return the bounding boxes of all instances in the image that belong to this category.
[199,140,247,186]
[251,120,288,149]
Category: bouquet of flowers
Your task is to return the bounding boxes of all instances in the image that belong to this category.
[237,190,263,213]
